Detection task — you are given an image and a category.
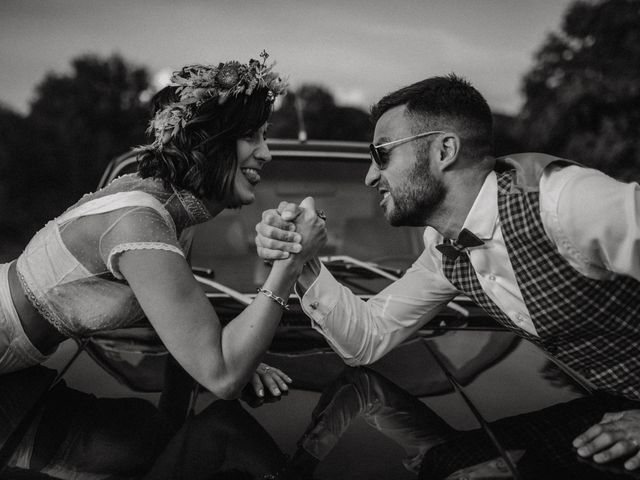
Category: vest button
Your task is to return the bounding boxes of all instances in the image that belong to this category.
[309,301,319,310]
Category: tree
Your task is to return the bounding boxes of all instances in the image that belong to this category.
[27,54,151,221]
[0,54,151,248]
[518,0,640,181]
[0,105,32,258]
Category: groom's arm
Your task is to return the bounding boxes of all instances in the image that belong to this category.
[255,202,457,365]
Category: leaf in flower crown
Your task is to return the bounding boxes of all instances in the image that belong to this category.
[191,87,209,100]
[245,77,259,96]
[161,129,172,145]
[218,91,230,105]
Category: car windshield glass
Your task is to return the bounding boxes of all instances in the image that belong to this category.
[189,156,425,293]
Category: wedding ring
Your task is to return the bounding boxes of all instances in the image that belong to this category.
[316,209,327,221]
[263,366,271,373]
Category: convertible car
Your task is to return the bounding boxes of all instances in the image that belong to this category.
[0,140,637,479]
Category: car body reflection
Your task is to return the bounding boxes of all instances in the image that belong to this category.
[3,341,640,479]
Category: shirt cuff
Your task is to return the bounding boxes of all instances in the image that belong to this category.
[296,264,341,326]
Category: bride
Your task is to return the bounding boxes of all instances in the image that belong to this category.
[0,52,326,399]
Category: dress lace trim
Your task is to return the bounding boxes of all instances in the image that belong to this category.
[107,242,186,279]
[16,270,74,338]
[173,187,212,225]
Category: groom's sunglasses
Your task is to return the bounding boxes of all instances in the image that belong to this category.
[369,130,444,170]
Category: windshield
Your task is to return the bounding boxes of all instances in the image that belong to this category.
[189,156,425,293]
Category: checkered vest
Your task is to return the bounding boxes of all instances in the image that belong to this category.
[441,153,640,399]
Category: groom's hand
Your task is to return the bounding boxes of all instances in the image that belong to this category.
[255,201,305,260]
[573,409,640,470]
[293,197,327,264]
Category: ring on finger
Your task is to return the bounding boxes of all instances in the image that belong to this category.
[315,209,327,221]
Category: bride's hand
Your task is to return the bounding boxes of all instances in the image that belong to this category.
[251,363,292,398]
[255,197,326,263]
[255,203,303,261]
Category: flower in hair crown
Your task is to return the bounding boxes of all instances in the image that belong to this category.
[148,50,288,148]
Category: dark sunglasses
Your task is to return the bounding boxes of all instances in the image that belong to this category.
[369,130,444,169]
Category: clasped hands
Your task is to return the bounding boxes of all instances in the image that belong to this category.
[255,196,326,263]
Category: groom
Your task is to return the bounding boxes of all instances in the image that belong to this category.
[255,74,640,470]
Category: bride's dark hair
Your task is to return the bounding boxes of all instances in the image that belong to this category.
[137,85,273,201]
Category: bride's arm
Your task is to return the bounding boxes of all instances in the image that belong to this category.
[118,202,326,400]
[120,249,301,399]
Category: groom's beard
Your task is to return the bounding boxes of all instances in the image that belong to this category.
[385,157,445,227]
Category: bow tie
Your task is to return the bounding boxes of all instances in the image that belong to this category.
[435,228,485,260]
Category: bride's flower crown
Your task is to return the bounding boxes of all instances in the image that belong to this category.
[148,50,288,148]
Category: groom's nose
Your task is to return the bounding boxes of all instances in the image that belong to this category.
[365,163,380,187]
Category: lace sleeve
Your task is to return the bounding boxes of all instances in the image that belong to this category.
[99,206,185,280]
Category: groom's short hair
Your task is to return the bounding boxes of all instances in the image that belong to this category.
[371,74,494,158]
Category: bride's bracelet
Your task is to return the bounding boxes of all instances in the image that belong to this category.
[257,287,290,311]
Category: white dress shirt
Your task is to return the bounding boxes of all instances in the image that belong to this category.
[300,165,640,366]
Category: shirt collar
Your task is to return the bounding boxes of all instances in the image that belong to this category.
[460,170,499,241]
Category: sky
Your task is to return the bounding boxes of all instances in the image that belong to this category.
[0,0,575,116]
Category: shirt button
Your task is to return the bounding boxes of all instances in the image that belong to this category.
[309,301,319,310]
[489,274,496,281]
[516,314,525,323]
